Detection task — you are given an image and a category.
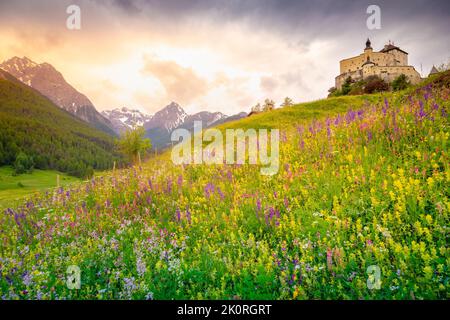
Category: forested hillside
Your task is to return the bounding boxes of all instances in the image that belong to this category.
[0,70,121,178]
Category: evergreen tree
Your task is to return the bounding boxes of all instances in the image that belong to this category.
[262,99,275,111]
[280,97,293,108]
[341,77,353,95]
[14,152,34,174]
[251,103,262,113]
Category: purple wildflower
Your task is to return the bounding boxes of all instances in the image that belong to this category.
[357,109,364,119]
[418,100,426,119]
[346,110,356,124]
[299,139,304,149]
[22,272,33,286]
[269,207,275,219]
[204,183,215,199]
[217,187,225,200]
[334,115,341,125]
[186,207,191,224]
[382,98,389,116]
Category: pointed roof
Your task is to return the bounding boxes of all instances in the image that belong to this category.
[429,65,439,76]
[365,38,372,50]
[380,43,408,55]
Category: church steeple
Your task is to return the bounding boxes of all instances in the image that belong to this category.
[365,38,372,50]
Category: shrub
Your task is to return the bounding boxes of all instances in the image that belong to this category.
[392,74,410,91]
[327,87,342,98]
[364,76,389,94]
[348,80,365,95]
[13,152,34,174]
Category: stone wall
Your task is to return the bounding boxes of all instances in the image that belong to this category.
[336,46,419,89]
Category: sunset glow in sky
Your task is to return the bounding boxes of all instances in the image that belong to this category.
[0,0,449,115]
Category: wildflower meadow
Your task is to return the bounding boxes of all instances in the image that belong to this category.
[1,73,449,300]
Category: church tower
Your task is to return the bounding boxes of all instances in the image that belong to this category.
[364,38,373,53]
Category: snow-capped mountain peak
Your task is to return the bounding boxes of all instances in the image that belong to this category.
[101,107,153,133]
[101,102,247,148]
[146,102,188,132]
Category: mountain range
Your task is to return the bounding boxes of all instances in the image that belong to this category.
[101,107,153,134]
[0,56,247,152]
[101,102,247,150]
[0,57,116,136]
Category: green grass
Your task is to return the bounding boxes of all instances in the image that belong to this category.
[0,166,80,209]
[219,94,383,130]
[0,72,448,300]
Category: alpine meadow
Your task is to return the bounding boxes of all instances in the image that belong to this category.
[1,72,449,299]
[0,0,449,308]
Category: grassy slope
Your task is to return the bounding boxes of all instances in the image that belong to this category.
[212,72,447,133]
[0,72,448,300]
[158,94,385,161]
[0,95,377,207]
[220,94,382,130]
[0,166,79,209]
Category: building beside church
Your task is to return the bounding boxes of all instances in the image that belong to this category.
[429,65,439,76]
[335,39,421,90]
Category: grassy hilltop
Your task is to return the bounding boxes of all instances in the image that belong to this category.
[0,72,449,299]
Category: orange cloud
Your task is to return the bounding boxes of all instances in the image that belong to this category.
[141,55,209,106]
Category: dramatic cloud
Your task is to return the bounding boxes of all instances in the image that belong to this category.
[260,77,278,93]
[0,0,448,114]
[141,55,209,106]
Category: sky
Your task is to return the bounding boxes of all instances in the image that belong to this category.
[0,0,449,115]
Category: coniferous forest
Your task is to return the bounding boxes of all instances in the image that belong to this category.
[0,71,121,178]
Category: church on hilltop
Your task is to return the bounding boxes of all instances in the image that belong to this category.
[335,39,422,90]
